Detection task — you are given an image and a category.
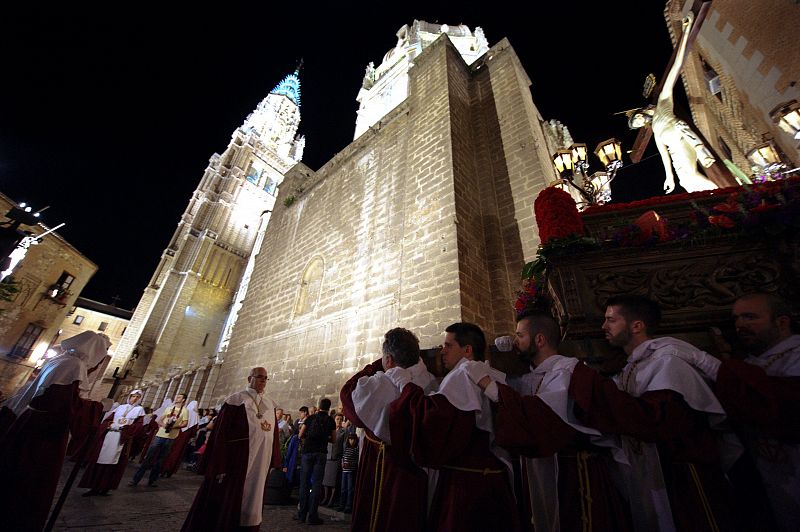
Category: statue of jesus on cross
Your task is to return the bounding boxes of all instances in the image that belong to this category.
[628,11,718,194]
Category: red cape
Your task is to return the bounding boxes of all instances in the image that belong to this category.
[390,382,520,532]
[340,360,429,532]
[569,362,737,532]
[181,401,280,531]
[0,382,101,532]
[79,416,144,491]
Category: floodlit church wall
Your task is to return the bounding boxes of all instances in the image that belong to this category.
[211,35,553,408]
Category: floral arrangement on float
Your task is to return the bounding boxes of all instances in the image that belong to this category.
[601,176,800,247]
[515,177,800,315]
[514,186,599,316]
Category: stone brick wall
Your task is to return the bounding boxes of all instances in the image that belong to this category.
[210,35,554,409]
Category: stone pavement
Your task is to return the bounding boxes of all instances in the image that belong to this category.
[49,461,351,531]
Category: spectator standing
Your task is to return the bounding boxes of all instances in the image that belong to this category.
[294,406,308,435]
[338,432,359,513]
[295,398,336,525]
[129,393,189,487]
[321,413,344,506]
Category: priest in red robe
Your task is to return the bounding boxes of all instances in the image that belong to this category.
[0,331,108,532]
[340,327,436,532]
[671,292,800,532]
[181,367,281,532]
[389,322,520,532]
[569,295,739,532]
[471,310,632,532]
[79,389,146,496]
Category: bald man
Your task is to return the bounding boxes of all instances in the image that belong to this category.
[182,367,281,531]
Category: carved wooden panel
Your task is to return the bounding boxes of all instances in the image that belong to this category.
[544,233,799,363]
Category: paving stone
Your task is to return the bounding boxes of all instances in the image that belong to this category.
[49,462,350,531]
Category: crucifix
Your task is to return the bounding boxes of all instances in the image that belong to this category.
[627,1,735,193]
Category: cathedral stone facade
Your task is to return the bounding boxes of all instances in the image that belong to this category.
[208,26,556,408]
[117,73,305,408]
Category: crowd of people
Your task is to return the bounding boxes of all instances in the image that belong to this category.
[0,290,796,531]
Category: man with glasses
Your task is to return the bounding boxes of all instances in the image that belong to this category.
[182,367,281,531]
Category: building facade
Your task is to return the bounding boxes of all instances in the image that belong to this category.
[666,0,800,175]
[198,23,557,408]
[114,72,305,406]
[0,193,97,398]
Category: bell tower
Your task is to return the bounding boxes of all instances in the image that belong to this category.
[113,70,305,404]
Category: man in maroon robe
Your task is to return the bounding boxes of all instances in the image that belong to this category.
[471,310,632,532]
[0,331,108,532]
[389,322,520,532]
[671,292,800,532]
[130,410,158,461]
[182,367,281,532]
[79,389,146,496]
[568,295,738,532]
[340,327,435,532]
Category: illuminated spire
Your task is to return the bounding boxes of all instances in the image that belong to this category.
[270,66,301,107]
[241,67,304,162]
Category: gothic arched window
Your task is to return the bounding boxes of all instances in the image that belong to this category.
[293,257,324,317]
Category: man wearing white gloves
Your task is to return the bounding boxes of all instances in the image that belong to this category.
[339,327,436,531]
[80,389,146,496]
[471,310,632,532]
[388,322,520,531]
[567,295,737,532]
[672,293,799,532]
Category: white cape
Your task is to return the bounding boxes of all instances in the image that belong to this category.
[514,355,625,532]
[614,337,740,532]
[351,359,436,444]
[226,388,277,527]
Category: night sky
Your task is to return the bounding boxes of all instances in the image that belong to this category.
[1,3,681,308]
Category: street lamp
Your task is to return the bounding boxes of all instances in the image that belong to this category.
[770,100,800,140]
[746,141,794,182]
[551,138,624,207]
[1,202,46,268]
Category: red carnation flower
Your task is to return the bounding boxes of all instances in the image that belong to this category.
[534,186,584,244]
[708,215,735,229]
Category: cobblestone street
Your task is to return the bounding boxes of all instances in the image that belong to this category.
[50,462,351,531]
